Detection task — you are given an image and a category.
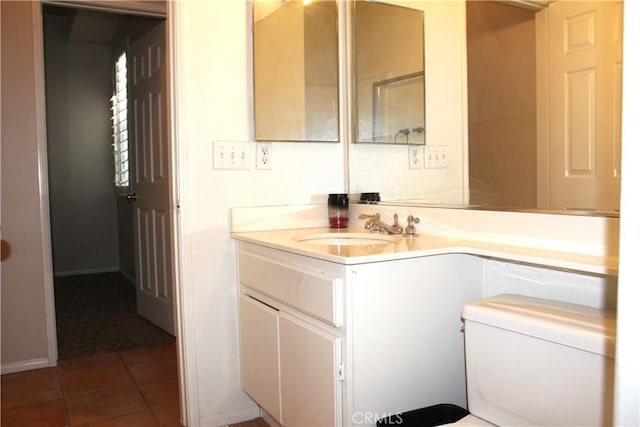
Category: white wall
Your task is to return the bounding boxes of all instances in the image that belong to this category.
[483,260,617,310]
[614,0,640,423]
[172,1,345,423]
[43,11,120,276]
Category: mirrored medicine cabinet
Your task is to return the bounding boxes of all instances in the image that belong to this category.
[252,0,425,146]
[252,0,339,142]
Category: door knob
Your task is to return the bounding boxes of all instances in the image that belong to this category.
[126,193,137,201]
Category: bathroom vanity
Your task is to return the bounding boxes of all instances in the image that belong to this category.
[232,204,619,426]
[235,236,483,426]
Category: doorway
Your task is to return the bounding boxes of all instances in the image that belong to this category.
[41,4,174,358]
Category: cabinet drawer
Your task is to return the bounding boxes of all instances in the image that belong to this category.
[238,250,342,326]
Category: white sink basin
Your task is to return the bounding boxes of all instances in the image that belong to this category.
[292,232,399,246]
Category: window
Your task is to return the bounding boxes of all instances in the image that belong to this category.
[111,51,129,190]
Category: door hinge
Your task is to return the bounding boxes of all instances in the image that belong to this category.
[338,362,345,381]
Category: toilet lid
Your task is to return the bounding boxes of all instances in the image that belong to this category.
[462,294,616,357]
[440,414,495,426]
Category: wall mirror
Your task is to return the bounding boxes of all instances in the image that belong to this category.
[252,0,339,142]
[348,0,622,215]
[353,1,425,144]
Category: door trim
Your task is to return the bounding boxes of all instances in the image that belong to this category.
[31,1,58,368]
[166,1,199,423]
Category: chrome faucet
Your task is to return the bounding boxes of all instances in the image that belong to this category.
[359,213,404,235]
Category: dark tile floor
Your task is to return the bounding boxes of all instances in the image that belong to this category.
[1,344,180,426]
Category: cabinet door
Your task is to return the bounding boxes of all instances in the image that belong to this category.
[238,295,281,422]
[279,313,341,427]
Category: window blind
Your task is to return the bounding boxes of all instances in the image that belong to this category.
[111,52,129,189]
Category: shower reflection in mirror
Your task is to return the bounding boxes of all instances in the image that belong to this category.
[354,1,425,145]
[372,72,425,144]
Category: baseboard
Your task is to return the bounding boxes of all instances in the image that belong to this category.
[53,267,119,277]
[1,357,52,375]
[261,409,281,427]
[201,405,260,427]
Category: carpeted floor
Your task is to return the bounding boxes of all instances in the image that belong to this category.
[54,272,175,359]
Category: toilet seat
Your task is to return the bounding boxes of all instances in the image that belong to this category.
[441,414,495,426]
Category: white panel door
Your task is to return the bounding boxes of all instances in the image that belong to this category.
[279,312,341,427]
[542,1,622,211]
[130,21,175,334]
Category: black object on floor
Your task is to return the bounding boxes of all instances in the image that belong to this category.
[54,272,175,359]
[376,403,469,426]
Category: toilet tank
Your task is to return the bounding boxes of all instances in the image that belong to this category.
[462,294,616,426]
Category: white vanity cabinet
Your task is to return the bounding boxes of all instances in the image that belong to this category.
[236,240,485,427]
[237,243,344,426]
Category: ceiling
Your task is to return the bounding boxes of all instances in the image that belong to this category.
[43,3,163,46]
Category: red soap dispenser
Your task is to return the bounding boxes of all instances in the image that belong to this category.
[328,193,349,228]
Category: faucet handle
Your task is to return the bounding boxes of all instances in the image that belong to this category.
[358,213,380,220]
[403,215,420,238]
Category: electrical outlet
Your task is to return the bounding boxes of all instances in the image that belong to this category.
[213,141,251,170]
[424,145,449,169]
[256,142,272,170]
[408,146,423,169]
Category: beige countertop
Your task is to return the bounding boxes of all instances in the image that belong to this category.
[232,226,618,275]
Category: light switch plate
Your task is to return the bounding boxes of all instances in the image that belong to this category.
[213,141,251,170]
[425,145,449,169]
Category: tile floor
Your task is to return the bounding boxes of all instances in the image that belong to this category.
[230,418,270,427]
[1,344,180,427]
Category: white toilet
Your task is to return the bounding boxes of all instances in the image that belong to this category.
[450,294,616,426]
